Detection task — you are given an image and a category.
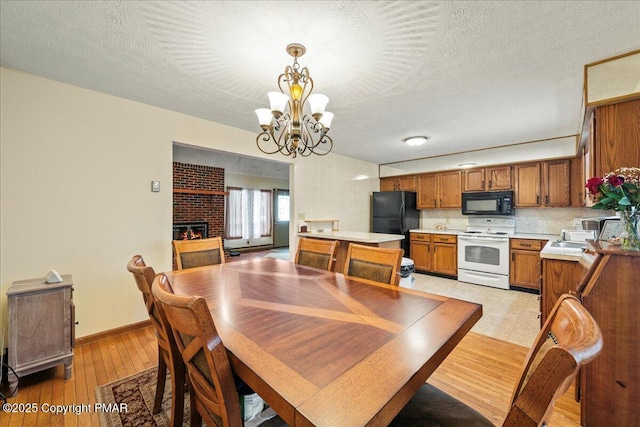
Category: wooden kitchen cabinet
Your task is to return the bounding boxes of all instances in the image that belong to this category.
[410,233,432,271]
[380,175,416,192]
[417,171,461,209]
[577,242,640,427]
[594,98,640,177]
[410,232,457,277]
[7,275,75,389]
[432,234,457,276]
[542,159,571,206]
[509,238,544,291]
[463,166,512,192]
[514,160,571,207]
[541,258,583,325]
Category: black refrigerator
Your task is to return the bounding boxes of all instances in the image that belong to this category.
[372,191,420,258]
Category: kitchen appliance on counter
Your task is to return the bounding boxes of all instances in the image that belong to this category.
[461,191,514,216]
[581,216,619,239]
[458,217,515,289]
[372,191,420,258]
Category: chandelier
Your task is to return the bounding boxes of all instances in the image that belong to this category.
[255,43,334,158]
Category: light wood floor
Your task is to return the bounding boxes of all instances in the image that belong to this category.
[0,326,580,427]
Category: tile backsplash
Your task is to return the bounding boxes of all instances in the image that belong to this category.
[419,207,609,236]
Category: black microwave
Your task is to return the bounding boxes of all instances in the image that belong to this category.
[462,191,514,216]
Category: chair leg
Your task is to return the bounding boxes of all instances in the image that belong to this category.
[189,387,202,427]
[169,361,186,427]
[153,350,167,414]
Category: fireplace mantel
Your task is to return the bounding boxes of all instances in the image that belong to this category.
[173,188,228,196]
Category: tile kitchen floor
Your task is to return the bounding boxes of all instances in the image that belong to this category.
[411,273,541,348]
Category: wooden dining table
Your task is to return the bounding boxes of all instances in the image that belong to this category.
[163,257,482,427]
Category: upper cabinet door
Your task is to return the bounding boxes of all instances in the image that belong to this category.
[397,175,417,192]
[417,174,438,209]
[463,169,486,192]
[514,163,541,207]
[542,160,571,207]
[487,166,512,190]
[380,178,396,192]
[439,171,462,208]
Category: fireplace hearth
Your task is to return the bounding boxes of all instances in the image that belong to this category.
[173,222,209,240]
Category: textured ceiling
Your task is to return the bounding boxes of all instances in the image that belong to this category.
[1,1,639,167]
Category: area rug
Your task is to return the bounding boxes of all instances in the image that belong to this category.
[95,367,187,427]
[95,367,279,427]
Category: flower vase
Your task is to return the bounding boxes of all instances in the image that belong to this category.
[620,208,640,251]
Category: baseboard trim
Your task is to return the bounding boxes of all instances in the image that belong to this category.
[74,319,152,346]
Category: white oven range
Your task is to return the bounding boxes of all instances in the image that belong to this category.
[457,217,515,289]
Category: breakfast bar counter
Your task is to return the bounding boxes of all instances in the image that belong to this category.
[297,230,404,272]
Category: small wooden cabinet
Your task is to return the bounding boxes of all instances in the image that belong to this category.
[380,175,417,192]
[578,242,640,427]
[417,171,462,209]
[410,233,457,277]
[509,238,545,291]
[463,166,512,192]
[514,160,572,207]
[540,258,583,325]
[7,275,75,389]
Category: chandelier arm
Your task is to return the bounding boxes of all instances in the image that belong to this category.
[299,69,313,107]
[256,131,284,155]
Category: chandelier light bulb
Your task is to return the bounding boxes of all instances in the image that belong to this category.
[308,94,329,115]
[319,111,334,130]
[290,83,303,101]
[255,108,272,128]
[268,92,289,117]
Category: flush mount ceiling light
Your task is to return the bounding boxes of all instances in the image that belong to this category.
[458,162,477,168]
[255,43,334,158]
[404,136,429,146]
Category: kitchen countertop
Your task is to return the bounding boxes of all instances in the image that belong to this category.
[410,229,558,241]
[297,230,404,243]
[409,228,464,235]
[540,240,584,261]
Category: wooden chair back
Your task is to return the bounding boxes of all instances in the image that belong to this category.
[152,273,243,427]
[294,238,340,271]
[127,255,184,425]
[172,236,225,270]
[343,243,404,286]
[504,294,603,427]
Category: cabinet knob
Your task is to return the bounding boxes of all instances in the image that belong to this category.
[489,180,492,188]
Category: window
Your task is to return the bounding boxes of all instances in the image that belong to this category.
[225,187,272,239]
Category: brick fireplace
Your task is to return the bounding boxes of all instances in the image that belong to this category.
[173,162,225,241]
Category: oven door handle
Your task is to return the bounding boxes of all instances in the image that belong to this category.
[459,236,509,243]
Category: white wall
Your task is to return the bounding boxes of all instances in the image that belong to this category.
[0,67,378,341]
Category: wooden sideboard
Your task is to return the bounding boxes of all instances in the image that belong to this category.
[7,275,75,389]
[576,242,639,427]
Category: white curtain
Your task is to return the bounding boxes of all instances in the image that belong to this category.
[225,187,272,240]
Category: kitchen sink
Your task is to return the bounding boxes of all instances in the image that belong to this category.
[550,241,586,249]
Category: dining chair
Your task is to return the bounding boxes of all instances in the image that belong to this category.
[127,255,185,427]
[173,236,225,270]
[151,273,287,427]
[342,243,404,286]
[294,238,340,271]
[390,294,603,427]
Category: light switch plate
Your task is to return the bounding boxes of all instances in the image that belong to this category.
[151,181,160,192]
